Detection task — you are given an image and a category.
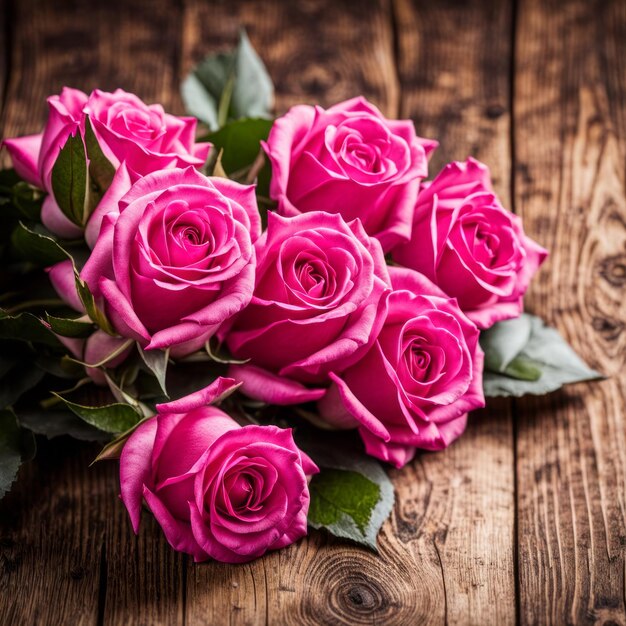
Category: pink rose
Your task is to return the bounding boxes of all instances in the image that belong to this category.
[80,167,260,355]
[85,88,210,175]
[4,88,88,238]
[120,378,319,563]
[3,87,210,239]
[224,211,390,404]
[319,267,485,468]
[392,158,548,328]
[263,96,437,252]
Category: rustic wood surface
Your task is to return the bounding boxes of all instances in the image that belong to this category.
[0,0,624,624]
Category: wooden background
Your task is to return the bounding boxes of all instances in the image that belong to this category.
[1,0,625,624]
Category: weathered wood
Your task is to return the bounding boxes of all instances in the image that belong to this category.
[0,1,186,624]
[514,0,626,624]
[181,0,400,116]
[180,2,424,624]
[0,441,105,625]
[179,1,517,624]
[392,1,517,624]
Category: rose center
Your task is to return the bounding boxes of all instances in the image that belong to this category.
[473,226,500,266]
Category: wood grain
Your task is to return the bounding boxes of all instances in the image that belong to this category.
[514,0,626,624]
[392,1,517,624]
[0,440,106,625]
[0,2,187,624]
[1,0,625,624]
[181,0,400,116]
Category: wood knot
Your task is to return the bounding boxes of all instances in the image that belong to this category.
[598,255,626,288]
[591,316,623,342]
[338,579,385,614]
[485,103,506,119]
[299,552,409,624]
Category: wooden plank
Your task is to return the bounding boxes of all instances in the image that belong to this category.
[181,0,400,116]
[0,441,105,625]
[180,1,435,624]
[180,1,517,624]
[514,0,626,624]
[0,1,186,624]
[392,1,518,624]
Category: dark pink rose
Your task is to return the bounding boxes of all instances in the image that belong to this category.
[319,267,484,468]
[392,158,548,328]
[4,87,88,238]
[80,167,260,356]
[85,88,209,175]
[224,211,391,404]
[3,87,210,239]
[263,97,437,252]
[120,378,319,563]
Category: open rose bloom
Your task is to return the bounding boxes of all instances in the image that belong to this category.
[392,158,548,328]
[3,87,210,239]
[120,379,318,563]
[263,97,438,251]
[2,87,553,563]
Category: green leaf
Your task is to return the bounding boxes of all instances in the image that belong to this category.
[481,315,533,372]
[0,361,45,407]
[46,314,94,338]
[481,313,604,397]
[10,221,69,266]
[75,275,116,335]
[91,414,154,464]
[309,469,381,534]
[10,182,44,221]
[51,132,88,226]
[18,408,109,441]
[206,118,273,175]
[182,29,274,130]
[0,309,60,347]
[304,435,394,551]
[84,116,115,193]
[51,393,141,434]
[137,345,169,396]
[0,409,36,499]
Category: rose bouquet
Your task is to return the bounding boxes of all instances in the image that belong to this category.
[0,33,601,561]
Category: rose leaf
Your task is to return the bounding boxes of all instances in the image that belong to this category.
[306,453,394,551]
[51,392,142,434]
[481,313,604,397]
[137,345,169,397]
[46,313,94,338]
[0,409,36,500]
[181,29,274,130]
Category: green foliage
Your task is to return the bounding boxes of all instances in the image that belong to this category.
[0,409,36,499]
[182,30,274,130]
[303,432,394,551]
[52,393,142,434]
[481,313,604,397]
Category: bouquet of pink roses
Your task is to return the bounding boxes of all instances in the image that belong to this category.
[0,33,600,562]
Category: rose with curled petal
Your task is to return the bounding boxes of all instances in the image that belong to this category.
[391,158,548,329]
[80,166,261,356]
[85,88,210,176]
[223,210,391,405]
[263,96,438,252]
[318,267,485,468]
[2,87,210,239]
[120,377,319,563]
